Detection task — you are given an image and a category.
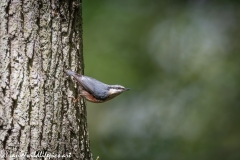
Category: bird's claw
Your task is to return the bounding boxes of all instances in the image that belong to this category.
[68,95,82,103]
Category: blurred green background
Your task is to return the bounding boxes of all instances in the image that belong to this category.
[82,1,240,160]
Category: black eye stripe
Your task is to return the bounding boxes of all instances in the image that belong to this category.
[109,87,123,90]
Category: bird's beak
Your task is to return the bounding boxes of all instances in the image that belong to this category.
[124,88,130,91]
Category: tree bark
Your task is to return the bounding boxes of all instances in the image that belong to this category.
[0,0,92,159]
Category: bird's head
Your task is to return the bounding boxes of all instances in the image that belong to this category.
[108,85,130,98]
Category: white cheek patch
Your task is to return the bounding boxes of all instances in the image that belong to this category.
[109,88,117,95]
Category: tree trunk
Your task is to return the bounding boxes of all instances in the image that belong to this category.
[0,0,92,159]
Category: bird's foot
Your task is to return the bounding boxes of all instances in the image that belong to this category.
[68,94,82,103]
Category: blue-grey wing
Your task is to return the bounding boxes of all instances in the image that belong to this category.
[80,76,109,99]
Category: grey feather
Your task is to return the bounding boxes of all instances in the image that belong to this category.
[64,69,129,101]
[79,76,109,100]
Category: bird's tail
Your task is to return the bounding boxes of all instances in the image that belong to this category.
[64,69,76,76]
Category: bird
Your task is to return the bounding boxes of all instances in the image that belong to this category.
[64,69,130,103]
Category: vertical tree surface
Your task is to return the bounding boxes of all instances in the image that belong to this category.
[0,0,92,159]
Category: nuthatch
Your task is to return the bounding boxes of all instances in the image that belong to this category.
[64,69,130,103]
